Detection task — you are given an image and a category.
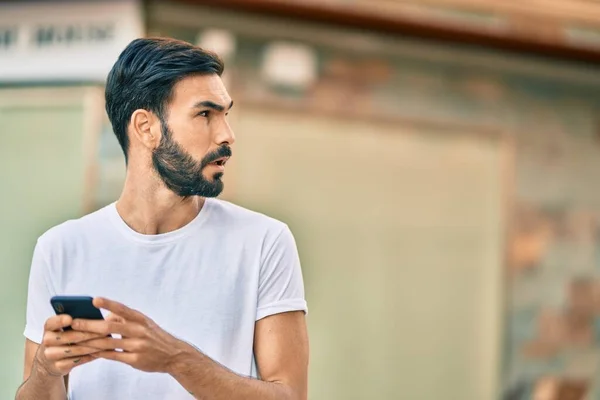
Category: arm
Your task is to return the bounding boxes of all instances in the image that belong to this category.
[16,319,101,400]
[16,339,66,400]
[17,239,65,400]
[17,241,102,400]
[168,310,309,400]
[168,224,309,399]
[75,300,309,400]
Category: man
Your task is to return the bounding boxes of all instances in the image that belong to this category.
[16,37,309,400]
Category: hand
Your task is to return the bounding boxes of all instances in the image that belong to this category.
[38,314,104,376]
[72,297,187,373]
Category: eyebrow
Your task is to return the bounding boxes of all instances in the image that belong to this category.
[192,100,234,112]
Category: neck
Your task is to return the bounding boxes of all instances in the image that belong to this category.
[116,173,205,235]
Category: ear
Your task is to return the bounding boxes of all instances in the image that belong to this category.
[130,109,161,151]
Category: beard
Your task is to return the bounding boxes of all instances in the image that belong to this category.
[151,121,232,198]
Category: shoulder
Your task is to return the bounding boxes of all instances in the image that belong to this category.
[205,199,297,255]
[206,198,288,235]
[208,199,300,253]
[35,204,113,253]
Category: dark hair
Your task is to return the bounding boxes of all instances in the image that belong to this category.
[105,37,224,160]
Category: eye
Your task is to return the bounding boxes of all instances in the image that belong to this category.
[198,110,210,118]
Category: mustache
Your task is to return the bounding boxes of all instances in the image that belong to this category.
[202,145,233,166]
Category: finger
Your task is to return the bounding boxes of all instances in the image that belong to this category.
[92,350,137,365]
[94,297,147,323]
[71,318,143,337]
[105,313,125,323]
[44,344,101,361]
[43,330,106,347]
[44,314,72,332]
[54,354,95,372]
[79,337,143,352]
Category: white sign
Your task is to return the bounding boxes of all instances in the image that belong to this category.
[0,0,144,83]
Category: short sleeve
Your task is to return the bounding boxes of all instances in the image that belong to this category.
[23,240,56,344]
[256,225,307,321]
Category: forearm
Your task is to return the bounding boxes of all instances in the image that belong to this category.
[15,358,66,400]
[168,343,297,400]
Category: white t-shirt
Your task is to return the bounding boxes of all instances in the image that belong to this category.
[24,198,307,400]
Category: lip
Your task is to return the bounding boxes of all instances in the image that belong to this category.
[208,163,225,171]
[210,156,229,164]
[207,156,229,170]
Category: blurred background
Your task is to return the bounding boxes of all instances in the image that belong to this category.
[3,0,600,399]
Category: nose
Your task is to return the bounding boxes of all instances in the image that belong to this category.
[215,118,235,146]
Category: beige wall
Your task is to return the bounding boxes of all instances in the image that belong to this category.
[225,106,508,400]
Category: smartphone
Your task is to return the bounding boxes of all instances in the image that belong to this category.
[50,295,104,330]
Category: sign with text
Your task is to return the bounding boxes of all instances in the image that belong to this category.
[0,1,144,82]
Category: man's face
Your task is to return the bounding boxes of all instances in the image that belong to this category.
[151,74,235,197]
